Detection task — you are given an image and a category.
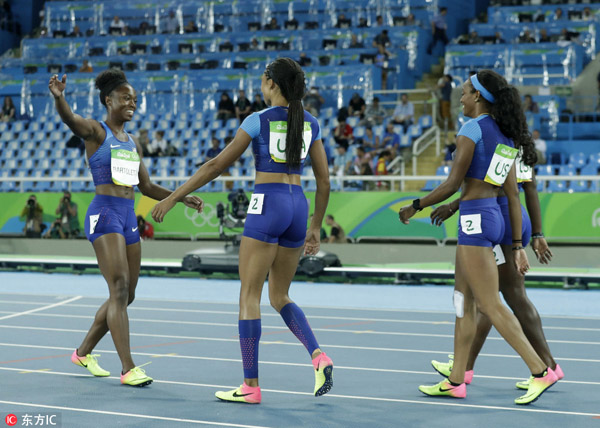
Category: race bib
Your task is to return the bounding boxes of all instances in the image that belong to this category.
[247,193,264,215]
[111,149,140,187]
[89,214,100,234]
[484,144,518,186]
[492,244,506,265]
[516,156,533,183]
[269,121,312,163]
[460,214,482,235]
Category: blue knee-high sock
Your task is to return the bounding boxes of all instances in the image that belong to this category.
[280,303,319,356]
[239,319,261,379]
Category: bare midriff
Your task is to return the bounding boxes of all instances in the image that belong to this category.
[460,177,500,201]
[255,171,301,186]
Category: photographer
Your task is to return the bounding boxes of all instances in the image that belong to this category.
[55,190,80,238]
[44,218,66,239]
[20,195,44,238]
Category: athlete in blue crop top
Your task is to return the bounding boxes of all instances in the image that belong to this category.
[49,70,202,387]
[152,58,333,404]
[398,70,557,405]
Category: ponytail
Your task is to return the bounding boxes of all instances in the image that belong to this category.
[478,70,538,166]
[266,58,306,168]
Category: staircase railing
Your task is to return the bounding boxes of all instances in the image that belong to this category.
[411,126,441,176]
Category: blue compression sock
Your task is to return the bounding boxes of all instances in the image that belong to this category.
[239,319,261,379]
[280,303,319,356]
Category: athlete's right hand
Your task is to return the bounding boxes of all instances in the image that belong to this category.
[513,248,530,276]
[430,204,455,226]
[49,74,67,98]
[304,228,320,256]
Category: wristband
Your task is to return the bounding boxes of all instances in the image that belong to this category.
[512,239,522,243]
[412,199,422,212]
[512,246,525,251]
[532,233,544,239]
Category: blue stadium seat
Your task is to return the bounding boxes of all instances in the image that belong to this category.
[568,153,587,169]
[418,115,433,129]
[535,165,555,176]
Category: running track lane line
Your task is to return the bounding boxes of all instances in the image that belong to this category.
[0,400,273,428]
[1,371,599,419]
[0,296,82,321]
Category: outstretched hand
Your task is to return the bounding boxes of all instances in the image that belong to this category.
[49,74,67,98]
[183,195,204,213]
[430,204,455,226]
[151,197,177,223]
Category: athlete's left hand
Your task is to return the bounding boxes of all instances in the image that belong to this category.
[304,228,320,256]
[398,205,416,224]
[183,195,204,213]
[152,197,177,223]
[531,237,552,265]
[513,248,530,276]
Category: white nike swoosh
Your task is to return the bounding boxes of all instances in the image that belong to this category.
[111,144,121,148]
[132,227,138,232]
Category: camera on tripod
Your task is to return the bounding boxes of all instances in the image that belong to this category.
[215,189,250,242]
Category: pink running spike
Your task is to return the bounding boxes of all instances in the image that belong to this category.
[553,364,564,380]
[464,370,474,384]
[312,352,333,370]
[240,382,262,404]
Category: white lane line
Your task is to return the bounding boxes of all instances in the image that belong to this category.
[0,311,599,345]
[0,371,598,418]
[0,400,272,428]
[1,325,600,363]
[0,297,82,321]
[2,342,600,381]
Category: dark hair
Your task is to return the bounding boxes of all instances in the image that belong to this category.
[326,214,334,220]
[474,70,537,166]
[265,57,306,167]
[95,69,129,108]
[380,150,391,157]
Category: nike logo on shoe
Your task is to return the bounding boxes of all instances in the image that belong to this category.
[232,391,253,398]
[77,357,87,368]
[132,227,138,232]
[439,386,454,392]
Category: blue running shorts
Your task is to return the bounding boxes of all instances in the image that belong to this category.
[497,196,531,247]
[457,198,504,247]
[84,194,140,245]
[243,183,308,248]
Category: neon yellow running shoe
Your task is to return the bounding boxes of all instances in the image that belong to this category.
[516,375,533,390]
[514,369,558,405]
[312,352,333,396]
[215,382,261,404]
[419,378,466,398]
[431,355,473,384]
[71,350,110,377]
[121,363,153,387]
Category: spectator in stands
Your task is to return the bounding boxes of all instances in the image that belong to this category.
[358,17,369,28]
[184,20,198,33]
[333,142,353,177]
[583,7,594,21]
[0,95,16,122]
[163,140,179,157]
[438,74,454,130]
[303,86,325,117]
[265,17,280,31]
[55,190,80,238]
[205,138,222,162]
[518,28,535,44]
[298,52,312,67]
[20,195,44,238]
[165,10,178,34]
[349,33,364,49]
[79,60,93,73]
[353,146,374,189]
[427,7,448,55]
[251,94,267,112]
[335,13,350,29]
[375,15,384,27]
[333,116,353,147]
[375,150,393,190]
[138,129,153,157]
[250,38,260,50]
[552,8,565,22]
[363,97,387,126]
[539,29,551,43]
[109,16,127,35]
[44,218,66,239]
[361,124,380,151]
[137,216,154,240]
[382,122,401,156]
[150,130,168,156]
[69,25,83,37]
[392,93,414,133]
[532,130,546,165]
[558,28,578,44]
[138,21,153,35]
[235,89,252,123]
[348,93,366,119]
[373,29,391,49]
[405,13,417,26]
[325,215,347,243]
[468,31,483,45]
[523,95,539,113]
[375,44,390,90]
[493,31,505,44]
[217,92,236,121]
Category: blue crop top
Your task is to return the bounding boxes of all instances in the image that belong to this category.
[458,115,515,183]
[240,106,321,174]
[89,121,138,186]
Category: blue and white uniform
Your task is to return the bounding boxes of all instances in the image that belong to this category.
[457,115,518,247]
[84,121,141,245]
[498,153,533,247]
[240,106,321,247]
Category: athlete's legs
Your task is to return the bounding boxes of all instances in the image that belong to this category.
[499,244,556,369]
[77,242,141,359]
[465,311,492,371]
[238,236,279,387]
[460,245,546,374]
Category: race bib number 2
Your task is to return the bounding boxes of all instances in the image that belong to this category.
[484,144,518,186]
[269,121,312,163]
[460,214,482,235]
[248,194,264,215]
